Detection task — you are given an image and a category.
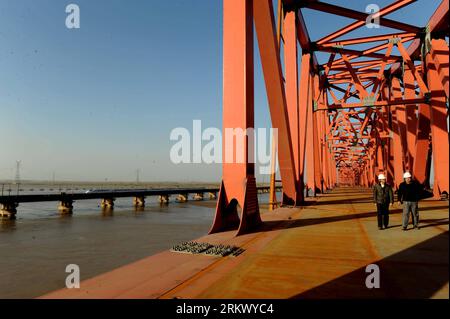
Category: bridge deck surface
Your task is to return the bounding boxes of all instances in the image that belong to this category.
[41,187,449,299]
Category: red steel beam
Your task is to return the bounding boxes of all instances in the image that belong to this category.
[306,75,316,195]
[254,0,301,205]
[314,0,419,45]
[210,0,261,236]
[316,44,402,61]
[320,32,419,47]
[413,90,432,185]
[396,40,429,93]
[430,38,449,98]
[393,77,409,171]
[294,7,319,71]
[391,0,449,74]
[283,10,301,195]
[426,51,449,197]
[319,98,427,110]
[403,66,418,171]
[298,53,311,201]
[390,77,406,189]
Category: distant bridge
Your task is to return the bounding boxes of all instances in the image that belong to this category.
[0,186,282,219]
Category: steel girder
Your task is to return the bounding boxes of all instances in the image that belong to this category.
[212,0,449,235]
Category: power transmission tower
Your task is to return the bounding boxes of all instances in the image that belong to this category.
[136,169,140,184]
[14,160,21,184]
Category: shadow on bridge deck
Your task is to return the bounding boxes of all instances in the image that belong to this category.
[40,187,449,299]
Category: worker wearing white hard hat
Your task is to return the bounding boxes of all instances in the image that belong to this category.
[373,172,394,230]
[398,171,421,230]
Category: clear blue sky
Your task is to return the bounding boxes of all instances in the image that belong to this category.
[0,0,441,182]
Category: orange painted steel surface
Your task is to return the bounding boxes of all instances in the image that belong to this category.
[254,0,300,206]
[209,0,260,236]
[40,188,449,299]
[210,0,449,235]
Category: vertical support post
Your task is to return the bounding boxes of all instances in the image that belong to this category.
[208,192,217,200]
[101,198,115,209]
[299,53,311,199]
[413,93,432,185]
[414,63,432,186]
[430,38,449,99]
[254,0,301,206]
[315,93,325,193]
[284,10,300,189]
[426,52,449,197]
[312,99,322,193]
[0,202,18,219]
[387,133,395,186]
[209,0,261,236]
[269,130,278,210]
[394,80,408,167]
[403,66,418,171]
[306,75,316,196]
[377,143,384,172]
[133,196,146,208]
[390,77,406,189]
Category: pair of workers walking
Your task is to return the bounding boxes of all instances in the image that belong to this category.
[372,172,422,230]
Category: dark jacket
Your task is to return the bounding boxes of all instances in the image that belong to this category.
[373,183,394,204]
[398,180,422,203]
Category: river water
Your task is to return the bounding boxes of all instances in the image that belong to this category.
[0,191,272,298]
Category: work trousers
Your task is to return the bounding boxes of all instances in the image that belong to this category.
[402,201,419,228]
[376,203,389,228]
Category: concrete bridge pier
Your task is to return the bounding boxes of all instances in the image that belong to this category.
[133,196,145,208]
[159,195,169,205]
[0,202,18,219]
[176,194,188,202]
[100,198,115,209]
[208,192,217,200]
[193,193,204,200]
[58,200,74,215]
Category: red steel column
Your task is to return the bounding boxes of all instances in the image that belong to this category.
[414,69,432,185]
[283,10,301,199]
[316,108,325,193]
[321,111,330,190]
[306,75,316,195]
[426,51,449,197]
[312,77,323,194]
[254,0,301,205]
[299,53,311,199]
[387,134,395,186]
[209,0,261,235]
[403,66,418,171]
[394,78,408,168]
[430,38,449,99]
[321,99,329,190]
[377,143,384,172]
[390,77,405,189]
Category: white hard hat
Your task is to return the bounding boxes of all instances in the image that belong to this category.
[403,172,412,178]
[378,174,386,180]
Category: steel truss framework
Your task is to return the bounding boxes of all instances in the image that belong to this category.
[210,0,449,235]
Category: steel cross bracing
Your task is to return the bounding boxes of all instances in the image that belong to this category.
[210,0,449,236]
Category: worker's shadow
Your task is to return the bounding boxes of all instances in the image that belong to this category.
[289,231,449,299]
